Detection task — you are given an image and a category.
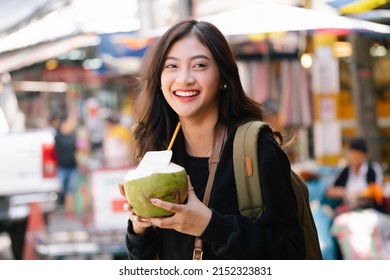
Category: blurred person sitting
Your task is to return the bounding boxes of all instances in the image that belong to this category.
[326,137,385,214]
[325,137,388,260]
[103,113,133,169]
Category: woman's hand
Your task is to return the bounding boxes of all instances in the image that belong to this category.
[119,183,153,235]
[144,178,212,237]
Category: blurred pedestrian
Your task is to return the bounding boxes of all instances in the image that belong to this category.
[51,112,79,218]
[103,113,133,169]
[121,18,305,260]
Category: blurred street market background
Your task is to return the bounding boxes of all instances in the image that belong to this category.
[1,0,390,260]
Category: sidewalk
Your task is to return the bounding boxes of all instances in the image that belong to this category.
[32,205,128,260]
[2,167,130,260]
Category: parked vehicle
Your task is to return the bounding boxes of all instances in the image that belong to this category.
[0,73,60,259]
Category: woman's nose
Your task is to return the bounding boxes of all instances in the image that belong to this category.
[176,69,195,85]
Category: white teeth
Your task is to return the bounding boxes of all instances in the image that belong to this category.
[175,91,198,97]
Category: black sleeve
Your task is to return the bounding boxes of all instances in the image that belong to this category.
[200,129,305,259]
[125,219,160,260]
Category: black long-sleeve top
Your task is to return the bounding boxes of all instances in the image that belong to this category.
[125,125,305,259]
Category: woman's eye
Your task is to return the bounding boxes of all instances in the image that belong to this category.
[165,64,176,69]
[194,63,206,68]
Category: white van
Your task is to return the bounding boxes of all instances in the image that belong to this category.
[0,73,60,259]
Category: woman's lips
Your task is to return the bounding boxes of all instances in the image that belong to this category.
[174,90,200,97]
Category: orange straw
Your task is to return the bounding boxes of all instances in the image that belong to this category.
[167,122,181,150]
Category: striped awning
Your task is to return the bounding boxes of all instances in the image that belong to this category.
[327,0,388,15]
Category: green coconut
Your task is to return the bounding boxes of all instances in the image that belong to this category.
[124,161,188,218]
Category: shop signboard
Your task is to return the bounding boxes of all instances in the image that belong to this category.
[90,168,129,231]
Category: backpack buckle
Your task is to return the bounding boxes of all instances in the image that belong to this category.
[192,248,203,260]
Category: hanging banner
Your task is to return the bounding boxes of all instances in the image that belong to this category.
[97,32,151,75]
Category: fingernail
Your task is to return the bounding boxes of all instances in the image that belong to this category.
[150,198,157,203]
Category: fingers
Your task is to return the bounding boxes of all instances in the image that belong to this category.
[186,186,196,202]
[118,183,126,197]
[150,198,182,214]
[148,178,196,214]
[123,202,132,212]
[123,202,152,228]
[187,176,194,192]
[186,179,197,201]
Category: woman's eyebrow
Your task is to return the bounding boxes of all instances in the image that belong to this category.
[190,54,210,60]
[165,54,211,61]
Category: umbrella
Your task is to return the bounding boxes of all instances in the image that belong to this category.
[199,3,390,36]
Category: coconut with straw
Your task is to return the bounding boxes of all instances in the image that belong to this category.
[123,122,188,218]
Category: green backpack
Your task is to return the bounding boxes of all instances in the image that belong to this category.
[233,121,323,260]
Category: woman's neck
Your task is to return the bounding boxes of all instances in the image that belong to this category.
[180,118,218,157]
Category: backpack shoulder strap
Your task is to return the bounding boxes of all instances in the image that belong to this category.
[233,121,270,221]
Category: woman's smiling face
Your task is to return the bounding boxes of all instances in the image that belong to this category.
[160,35,221,121]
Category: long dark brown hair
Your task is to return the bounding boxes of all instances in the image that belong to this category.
[132,18,273,163]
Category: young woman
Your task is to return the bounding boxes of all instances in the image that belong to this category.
[122,18,305,259]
